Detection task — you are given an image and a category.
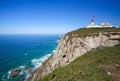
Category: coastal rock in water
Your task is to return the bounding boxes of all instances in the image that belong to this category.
[25,66,30,70]
[9,68,21,78]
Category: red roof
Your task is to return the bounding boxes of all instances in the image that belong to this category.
[102,23,110,26]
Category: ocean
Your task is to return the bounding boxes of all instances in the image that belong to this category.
[0,34,59,81]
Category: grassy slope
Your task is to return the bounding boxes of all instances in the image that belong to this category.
[66,27,120,37]
[39,45,120,81]
[38,28,120,81]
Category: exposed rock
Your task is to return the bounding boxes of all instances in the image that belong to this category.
[104,40,120,47]
[27,31,120,81]
[9,68,21,78]
[25,66,30,70]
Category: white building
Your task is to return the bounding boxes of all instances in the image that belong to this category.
[87,16,113,28]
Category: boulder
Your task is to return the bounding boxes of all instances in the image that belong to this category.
[9,68,21,78]
[25,66,30,70]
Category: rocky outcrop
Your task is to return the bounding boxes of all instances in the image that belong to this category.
[25,66,30,70]
[9,68,21,78]
[27,31,120,81]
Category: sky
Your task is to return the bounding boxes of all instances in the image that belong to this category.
[0,0,120,34]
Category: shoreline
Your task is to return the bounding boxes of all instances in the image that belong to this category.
[26,29,120,81]
[0,34,59,81]
[1,49,56,81]
[26,55,53,81]
[25,53,54,81]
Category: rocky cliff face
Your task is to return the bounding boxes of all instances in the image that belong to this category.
[27,31,120,81]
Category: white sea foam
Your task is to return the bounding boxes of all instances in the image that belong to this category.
[31,53,52,69]
[25,74,30,80]
[32,59,42,69]
[24,53,53,81]
[19,66,25,69]
[19,71,24,75]
[53,50,56,53]
[4,51,55,81]
[25,53,28,55]
[7,70,11,78]
[8,70,11,74]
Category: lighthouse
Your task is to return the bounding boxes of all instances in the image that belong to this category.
[90,16,95,25]
[87,16,95,28]
[87,16,113,28]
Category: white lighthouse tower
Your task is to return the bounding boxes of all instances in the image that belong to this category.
[90,16,95,25]
[87,16,95,28]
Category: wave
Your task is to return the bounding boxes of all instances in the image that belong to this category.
[7,70,11,78]
[53,50,56,53]
[1,49,56,81]
[31,49,56,69]
[25,50,56,80]
[19,65,25,69]
[24,53,28,56]
[25,53,54,80]
[31,53,52,69]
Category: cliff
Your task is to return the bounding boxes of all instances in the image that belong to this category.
[40,43,120,81]
[27,28,120,81]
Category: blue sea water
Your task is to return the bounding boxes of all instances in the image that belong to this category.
[0,34,59,81]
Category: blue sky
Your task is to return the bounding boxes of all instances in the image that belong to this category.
[0,0,120,34]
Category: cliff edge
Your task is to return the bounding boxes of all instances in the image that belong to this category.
[27,28,120,81]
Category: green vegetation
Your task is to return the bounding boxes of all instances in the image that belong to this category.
[66,27,120,37]
[39,45,120,81]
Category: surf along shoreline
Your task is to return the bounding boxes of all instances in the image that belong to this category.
[1,49,56,81]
